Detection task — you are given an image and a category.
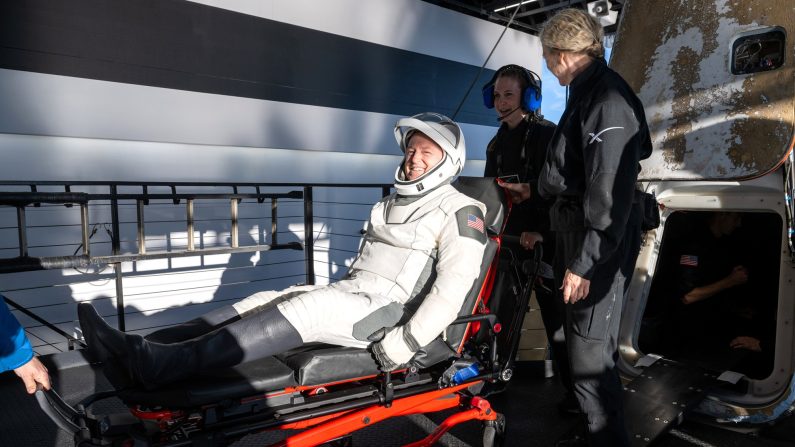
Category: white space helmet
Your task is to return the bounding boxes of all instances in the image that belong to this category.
[393,112,466,196]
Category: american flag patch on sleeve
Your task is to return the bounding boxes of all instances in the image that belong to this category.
[455,206,487,244]
[680,255,698,267]
[467,214,485,233]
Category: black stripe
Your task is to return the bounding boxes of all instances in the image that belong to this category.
[0,0,496,126]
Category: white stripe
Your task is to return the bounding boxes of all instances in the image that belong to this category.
[0,132,486,184]
[0,69,497,170]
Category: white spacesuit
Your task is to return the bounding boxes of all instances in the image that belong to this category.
[234,113,488,368]
[78,113,489,387]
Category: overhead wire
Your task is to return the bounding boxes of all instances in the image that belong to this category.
[451,3,523,120]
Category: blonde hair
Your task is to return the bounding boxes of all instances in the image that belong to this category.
[541,9,604,59]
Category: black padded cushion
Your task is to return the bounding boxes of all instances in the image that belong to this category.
[452,176,506,235]
[279,345,380,386]
[117,356,297,408]
[39,350,116,409]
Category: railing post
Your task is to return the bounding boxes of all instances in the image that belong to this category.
[230,198,239,248]
[271,197,278,246]
[136,200,146,254]
[16,207,27,257]
[81,203,91,256]
[187,199,195,251]
[303,186,315,285]
[109,185,125,331]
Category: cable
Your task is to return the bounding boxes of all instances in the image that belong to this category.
[71,223,111,275]
[451,3,523,120]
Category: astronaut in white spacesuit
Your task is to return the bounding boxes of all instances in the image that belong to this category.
[78,112,488,388]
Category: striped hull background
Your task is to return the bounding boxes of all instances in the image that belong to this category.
[0,0,542,352]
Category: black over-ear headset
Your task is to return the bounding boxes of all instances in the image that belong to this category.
[481,64,542,113]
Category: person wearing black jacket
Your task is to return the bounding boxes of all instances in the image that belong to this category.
[502,9,652,447]
[482,64,576,413]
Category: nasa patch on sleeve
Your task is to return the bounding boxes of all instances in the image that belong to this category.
[455,206,487,244]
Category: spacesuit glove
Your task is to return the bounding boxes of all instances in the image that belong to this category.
[371,341,399,372]
[370,325,416,372]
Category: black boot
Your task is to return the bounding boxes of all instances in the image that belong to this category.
[124,323,250,388]
[78,302,304,389]
[77,303,128,363]
[145,305,241,343]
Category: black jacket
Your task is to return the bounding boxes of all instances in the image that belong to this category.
[538,58,652,279]
[484,116,556,260]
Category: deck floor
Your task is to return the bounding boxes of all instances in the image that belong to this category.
[1,362,793,447]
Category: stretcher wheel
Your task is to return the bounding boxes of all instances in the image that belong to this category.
[482,413,506,447]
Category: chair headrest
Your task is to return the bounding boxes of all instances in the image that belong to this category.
[451,177,507,235]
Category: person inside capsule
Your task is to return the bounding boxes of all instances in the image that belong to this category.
[666,212,773,378]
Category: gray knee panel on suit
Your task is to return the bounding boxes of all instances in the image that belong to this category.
[352,302,405,342]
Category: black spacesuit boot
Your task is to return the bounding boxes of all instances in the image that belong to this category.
[78,302,303,389]
[144,305,242,343]
[77,303,128,362]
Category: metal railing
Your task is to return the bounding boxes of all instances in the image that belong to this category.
[0,180,391,351]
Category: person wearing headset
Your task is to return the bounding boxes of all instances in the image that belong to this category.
[482,65,575,414]
[77,113,489,389]
[1,297,51,394]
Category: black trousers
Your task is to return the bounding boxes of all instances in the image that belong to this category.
[554,219,641,447]
[534,275,572,393]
